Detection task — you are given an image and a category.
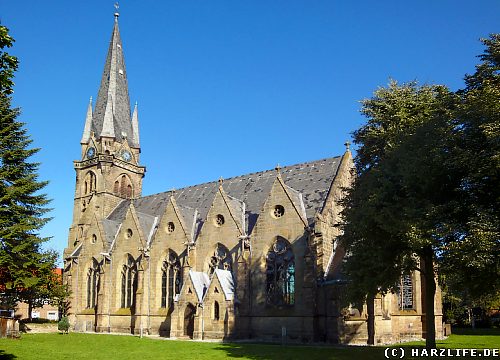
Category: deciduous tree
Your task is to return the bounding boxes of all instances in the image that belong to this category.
[341,81,457,349]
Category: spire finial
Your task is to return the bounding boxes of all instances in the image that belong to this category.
[218,177,224,186]
[344,141,351,151]
[114,2,120,20]
[275,163,281,172]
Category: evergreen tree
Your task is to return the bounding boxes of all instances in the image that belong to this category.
[0,24,57,320]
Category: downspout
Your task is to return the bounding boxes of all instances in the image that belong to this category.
[145,218,158,335]
[147,252,151,333]
[108,256,112,332]
[201,303,204,340]
[76,260,80,327]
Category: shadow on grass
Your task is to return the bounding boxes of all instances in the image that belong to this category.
[452,328,500,336]
[212,342,385,360]
[0,349,16,360]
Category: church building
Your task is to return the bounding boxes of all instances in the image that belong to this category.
[63,12,443,344]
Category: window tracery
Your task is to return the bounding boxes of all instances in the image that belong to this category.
[161,251,182,308]
[398,274,414,310]
[121,256,136,308]
[86,259,99,309]
[208,243,232,275]
[266,237,295,306]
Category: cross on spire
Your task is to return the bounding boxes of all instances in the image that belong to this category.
[114,2,120,19]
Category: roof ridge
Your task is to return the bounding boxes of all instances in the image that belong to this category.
[139,155,342,200]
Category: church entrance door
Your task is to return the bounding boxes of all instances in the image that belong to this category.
[184,303,196,339]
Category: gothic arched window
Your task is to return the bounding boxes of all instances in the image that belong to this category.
[266,237,295,306]
[161,251,182,308]
[83,171,96,196]
[121,255,136,308]
[398,273,414,310]
[120,175,127,197]
[208,243,232,276]
[86,259,99,309]
[214,301,220,321]
[114,174,133,199]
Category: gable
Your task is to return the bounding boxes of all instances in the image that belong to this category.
[131,157,342,235]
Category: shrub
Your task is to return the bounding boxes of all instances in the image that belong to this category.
[58,316,69,333]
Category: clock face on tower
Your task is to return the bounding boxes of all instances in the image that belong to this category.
[86,147,95,159]
[121,150,132,162]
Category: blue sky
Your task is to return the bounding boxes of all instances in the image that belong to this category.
[2,1,499,264]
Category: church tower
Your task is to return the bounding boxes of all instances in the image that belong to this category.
[67,11,145,249]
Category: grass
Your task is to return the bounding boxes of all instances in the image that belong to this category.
[0,329,498,360]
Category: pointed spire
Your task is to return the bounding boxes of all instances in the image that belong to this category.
[81,97,93,144]
[101,94,115,137]
[91,11,137,146]
[131,102,140,146]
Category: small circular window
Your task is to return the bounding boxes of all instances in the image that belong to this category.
[167,222,175,233]
[272,205,285,218]
[91,234,97,244]
[126,229,133,238]
[214,214,225,227]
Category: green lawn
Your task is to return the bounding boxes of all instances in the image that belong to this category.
[0,329,498,360]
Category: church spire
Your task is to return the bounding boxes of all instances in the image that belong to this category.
[81,97,93,144]
[131,102,140,146]
[91,11,138,147]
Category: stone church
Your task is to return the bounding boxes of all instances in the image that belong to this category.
[63,13,442,344]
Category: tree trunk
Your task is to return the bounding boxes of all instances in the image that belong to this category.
[28,299,33,322]
[423,246,436,349]
[367,293,375,345]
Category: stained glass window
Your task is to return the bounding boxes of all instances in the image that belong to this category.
[161,251,182,308]
[266,237,295,306]
[121,256,136,308]
[398,274,414,310]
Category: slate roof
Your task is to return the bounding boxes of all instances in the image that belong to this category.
[129,156,341,233]
[213,269,235,301]
[104,156,341,245]
[101,219,121,245]
[91,18,137,147]
[189,270,210,302]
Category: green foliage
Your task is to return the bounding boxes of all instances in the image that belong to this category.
[0,23,62,315]
[341,81,455,291]
[440,34,500,301]
[58,316,69,333]
[341,34,500,348]
[341,81,456,348]
[0,25,18,96]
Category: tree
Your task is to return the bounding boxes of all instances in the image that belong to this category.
[0,24,59,320]
[341,81,457,349]
[441,34,500,305]
[434,35,500,328]
[341,34,500,349]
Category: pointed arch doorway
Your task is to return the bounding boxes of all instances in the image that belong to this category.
[184,303,196,339]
